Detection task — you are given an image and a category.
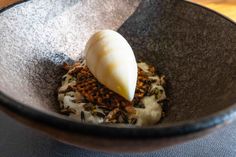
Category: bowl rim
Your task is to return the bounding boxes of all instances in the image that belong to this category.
[1,0,236,139]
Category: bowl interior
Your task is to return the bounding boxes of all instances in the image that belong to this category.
[0,0,236,124]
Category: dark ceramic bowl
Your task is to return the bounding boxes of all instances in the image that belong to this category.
[0,0,236,152]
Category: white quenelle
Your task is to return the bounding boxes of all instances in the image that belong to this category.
[85,30,137,101]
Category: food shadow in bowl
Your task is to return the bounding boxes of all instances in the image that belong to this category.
[0,0,236,152]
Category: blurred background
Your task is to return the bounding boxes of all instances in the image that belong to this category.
[190,0,236,21]
[1,0,236,22]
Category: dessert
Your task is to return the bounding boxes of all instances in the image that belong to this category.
[85,30,137,101]
[58,30,167,126]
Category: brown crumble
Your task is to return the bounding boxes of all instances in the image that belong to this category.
[59,61,167,125]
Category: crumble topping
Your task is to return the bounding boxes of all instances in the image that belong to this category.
[58,61,167,126]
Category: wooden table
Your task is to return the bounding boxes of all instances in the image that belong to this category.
[0,0,21,9]
[1,0,236,22]
[190,0,236,21]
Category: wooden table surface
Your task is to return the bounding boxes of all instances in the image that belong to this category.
[0,0,21,9]
[1,0,236,22]
[190,0,236,21]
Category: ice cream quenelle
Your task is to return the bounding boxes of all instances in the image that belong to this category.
[84,30,137,101]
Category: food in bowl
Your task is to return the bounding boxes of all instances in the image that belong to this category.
[58,30,167,126]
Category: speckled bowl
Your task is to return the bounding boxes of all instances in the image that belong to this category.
[0,0,236,152]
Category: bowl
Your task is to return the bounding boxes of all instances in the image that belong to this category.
[0,0,236,152]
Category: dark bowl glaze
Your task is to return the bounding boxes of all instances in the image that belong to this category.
[0,0,236,152]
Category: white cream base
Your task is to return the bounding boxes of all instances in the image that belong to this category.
[135,95,162,126]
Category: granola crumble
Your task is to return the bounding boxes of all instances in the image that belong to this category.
[58,61,167,126]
